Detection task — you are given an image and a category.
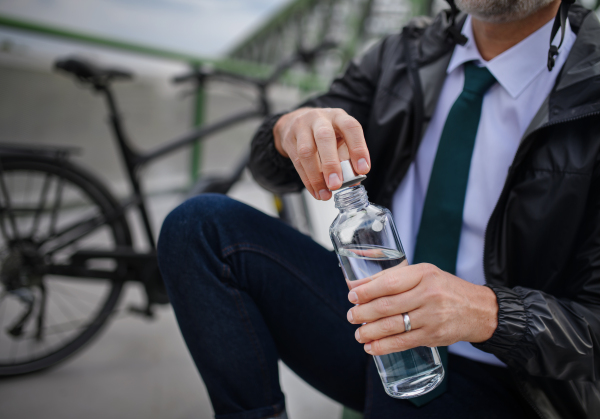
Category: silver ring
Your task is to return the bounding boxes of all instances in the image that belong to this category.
[403,313,412,332]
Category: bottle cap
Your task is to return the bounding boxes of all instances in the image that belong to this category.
[336,160,367,190]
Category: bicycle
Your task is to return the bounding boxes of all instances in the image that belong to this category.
[0,41,335,376]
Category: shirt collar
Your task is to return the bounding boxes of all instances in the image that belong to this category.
[447,15,574,99]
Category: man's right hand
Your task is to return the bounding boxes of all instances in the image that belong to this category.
[273,107,371,201]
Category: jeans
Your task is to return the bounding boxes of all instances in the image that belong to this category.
[157,195,536,419]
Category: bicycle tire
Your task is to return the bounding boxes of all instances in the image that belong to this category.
[0,154,132,376]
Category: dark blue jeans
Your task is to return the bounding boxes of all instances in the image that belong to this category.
[157,195,535,419]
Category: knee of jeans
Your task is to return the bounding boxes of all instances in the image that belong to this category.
[157,194,239,268]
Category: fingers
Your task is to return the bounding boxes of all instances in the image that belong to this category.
[355,308,424,344]
[289,150,317,199]
[312,119,342,190]
[295,126,330,199]
[349,262,429,304]
[364,328,429,356]
[332,112,370,175]
[347,288,421,324]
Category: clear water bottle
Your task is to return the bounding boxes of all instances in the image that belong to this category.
[329,160,444,399]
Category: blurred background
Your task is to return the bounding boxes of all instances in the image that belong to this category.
[0,1,599,418]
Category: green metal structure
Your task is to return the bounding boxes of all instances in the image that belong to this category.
[229,0,437,82]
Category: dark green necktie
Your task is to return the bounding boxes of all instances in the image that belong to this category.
[410,62,496,406]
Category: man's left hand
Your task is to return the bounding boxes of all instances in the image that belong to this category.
[347,263,499,356]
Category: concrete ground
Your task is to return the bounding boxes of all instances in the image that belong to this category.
[0,55,343,419]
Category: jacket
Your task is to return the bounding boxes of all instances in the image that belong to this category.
[248,5,600,418]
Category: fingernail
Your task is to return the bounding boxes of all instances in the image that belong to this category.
[355,328,361,342]
[328,173,341,189]
[365,343,372,353]
[348,291,358,304]
[313,190,320,200]
[319,189,329,200]
[347,309,353,323]
[357,158,369,173]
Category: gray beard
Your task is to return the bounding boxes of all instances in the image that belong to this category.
[455,0,556,23]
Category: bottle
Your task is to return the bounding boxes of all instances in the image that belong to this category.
[329,160,444,399]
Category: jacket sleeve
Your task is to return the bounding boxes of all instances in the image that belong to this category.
[473,164,600,382]
[248,37,389,194]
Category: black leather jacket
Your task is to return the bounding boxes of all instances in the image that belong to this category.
[249,5,600,418]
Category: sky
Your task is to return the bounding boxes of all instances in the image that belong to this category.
[0,0,289,58]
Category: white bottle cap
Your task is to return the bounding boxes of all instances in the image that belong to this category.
[337,160,367,190]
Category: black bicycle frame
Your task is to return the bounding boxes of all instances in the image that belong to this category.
[99,80,268,249]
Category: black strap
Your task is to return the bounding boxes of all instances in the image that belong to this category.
[548,0,575,71]
[445,0,468,46]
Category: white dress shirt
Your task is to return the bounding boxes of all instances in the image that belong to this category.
[391,15,576,367]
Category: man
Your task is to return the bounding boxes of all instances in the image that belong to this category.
[157,0,600,417]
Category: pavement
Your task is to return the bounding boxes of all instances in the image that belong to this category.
[0,59,342,419]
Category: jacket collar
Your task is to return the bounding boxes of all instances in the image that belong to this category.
[556,5,600,91]
[548,5,600,123]
[557,4,600,92]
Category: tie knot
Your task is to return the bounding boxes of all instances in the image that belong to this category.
[463,62,496,96]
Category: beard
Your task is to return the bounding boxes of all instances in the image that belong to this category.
[454,0,557,23]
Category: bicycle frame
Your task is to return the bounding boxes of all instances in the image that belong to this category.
[99,79,269,249]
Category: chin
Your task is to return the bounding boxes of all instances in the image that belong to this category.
[455,0,555,23]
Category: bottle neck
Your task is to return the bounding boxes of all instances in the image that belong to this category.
[334,185,369,211]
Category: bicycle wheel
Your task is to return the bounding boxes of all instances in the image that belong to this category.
[0,154,132,375]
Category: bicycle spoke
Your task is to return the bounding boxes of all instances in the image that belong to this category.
[0,292,7,325]
[0,164,19,240]
[30,172,52,239]
[49,175,65,237]
[42,319,87,337]
[20,318,88,340]
[0,209,11,244]
[24,170,32,208]
[49,282,99,310]
[50,281,105,303]
[48,286,77,327]
[44,309,70,341]
[51,286,90,322]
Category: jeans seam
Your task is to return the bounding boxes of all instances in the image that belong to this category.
[229,286,274,406]
[221,242,349,321]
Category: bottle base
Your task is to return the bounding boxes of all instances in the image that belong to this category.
[382,365,445,399]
